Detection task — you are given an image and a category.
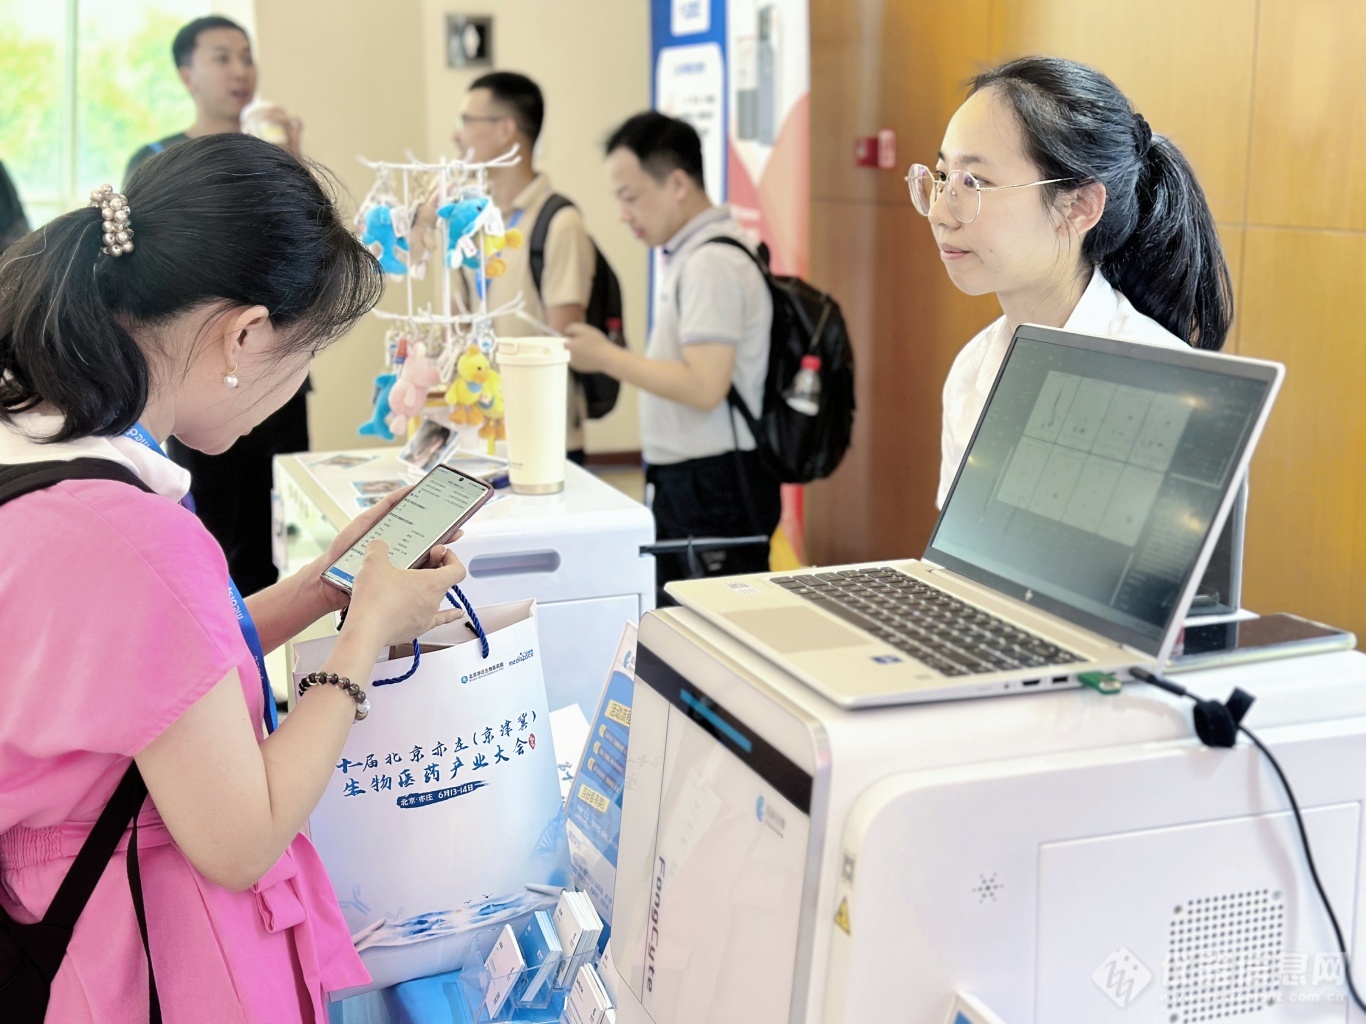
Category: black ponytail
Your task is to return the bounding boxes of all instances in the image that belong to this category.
[0,212,151,438]
[1108,137,1231,351]
[0,133,383,442]
[970,57,1232,350]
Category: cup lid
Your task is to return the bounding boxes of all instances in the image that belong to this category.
[496,337,569,365]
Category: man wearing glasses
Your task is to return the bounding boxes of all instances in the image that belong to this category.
[423,72,597,463]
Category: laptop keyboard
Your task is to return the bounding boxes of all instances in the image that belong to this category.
[768,567,1081,677]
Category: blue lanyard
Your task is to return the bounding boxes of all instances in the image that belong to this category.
[123,423,277,733]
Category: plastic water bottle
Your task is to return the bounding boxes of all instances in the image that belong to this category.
[784,354,822,416]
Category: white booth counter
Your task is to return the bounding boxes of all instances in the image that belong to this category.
[273,449,655,717]
[608,607,1366,1024]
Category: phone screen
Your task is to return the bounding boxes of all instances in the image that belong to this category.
[322,465,492,591]
[1181,614,1348,657]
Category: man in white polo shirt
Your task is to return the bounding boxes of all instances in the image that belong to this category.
[565,111,778,594]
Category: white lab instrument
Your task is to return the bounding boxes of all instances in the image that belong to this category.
[605,605,1366,1023]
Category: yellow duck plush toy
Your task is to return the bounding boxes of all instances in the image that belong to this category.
[446,347,490,427]
[475,369,505,441]
[481,228,524,279]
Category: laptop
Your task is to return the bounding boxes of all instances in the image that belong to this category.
[667,325,1284,708]
[1188,479,1246,618]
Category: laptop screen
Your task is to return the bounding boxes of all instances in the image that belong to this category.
[926,327,1280,655]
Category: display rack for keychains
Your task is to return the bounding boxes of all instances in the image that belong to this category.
[357,147,528,392]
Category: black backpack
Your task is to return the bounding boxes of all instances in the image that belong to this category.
[702,237,856,483]
[528,194,625,419]
[0,459,162,1023]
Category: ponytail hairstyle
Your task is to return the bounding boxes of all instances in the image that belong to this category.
[969,57,1231,350]
[0,133,382,442]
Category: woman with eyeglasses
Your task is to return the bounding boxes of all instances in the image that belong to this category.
[909,56,1233,508]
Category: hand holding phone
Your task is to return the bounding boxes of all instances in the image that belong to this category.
[341,538,470,647]
[322,464,494,593]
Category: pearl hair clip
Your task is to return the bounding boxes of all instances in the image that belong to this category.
[89,184,134,256]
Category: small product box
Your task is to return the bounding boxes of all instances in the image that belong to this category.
[515,909,564,1008]
[482,923,527,1019]
[561,962,614,1024]
[551,890,602,989]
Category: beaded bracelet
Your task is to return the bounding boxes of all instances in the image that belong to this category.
[297,672,371,721]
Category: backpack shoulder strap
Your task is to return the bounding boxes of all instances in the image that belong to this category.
[0,457,160,1018]
[688,238,771,433]
[699,234,769,276]
[38,765,147,931]
[0,458,154,936]
[528,193,576,300]
[0,458,152,506]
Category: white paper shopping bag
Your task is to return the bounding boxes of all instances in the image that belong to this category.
[294,599,569,995]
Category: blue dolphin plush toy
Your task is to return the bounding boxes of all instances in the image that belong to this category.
[361,206,410,276]
[435,196,489,270]
[358,372,398,441]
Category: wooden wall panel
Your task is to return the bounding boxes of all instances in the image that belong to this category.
[1247,0,1366,230]
[1218,224,1246,353]
[807,0,1363,642]
[806,199,998,565]
[989,0,1257,225]
[1237,228,1366,636]
[810,0,993,205]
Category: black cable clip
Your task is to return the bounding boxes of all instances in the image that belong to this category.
[1192,687,1256,748]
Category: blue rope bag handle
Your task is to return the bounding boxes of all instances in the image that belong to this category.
[372,584,489,687]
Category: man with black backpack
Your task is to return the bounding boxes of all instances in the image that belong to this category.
[566,112,781,595]
[442,71,624,463]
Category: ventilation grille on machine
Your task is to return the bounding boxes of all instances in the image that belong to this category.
[1165,888,1285,1022]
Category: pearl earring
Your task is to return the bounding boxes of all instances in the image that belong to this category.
[224,364,239,389]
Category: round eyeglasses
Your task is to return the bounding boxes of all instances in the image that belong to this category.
[904,164,1073,224]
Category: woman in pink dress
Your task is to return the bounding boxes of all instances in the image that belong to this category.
[0,133,468,1021]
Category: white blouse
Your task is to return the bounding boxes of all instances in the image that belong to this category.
[937,267,1188,508]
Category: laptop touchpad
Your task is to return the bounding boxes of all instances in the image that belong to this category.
[723,607,869,653]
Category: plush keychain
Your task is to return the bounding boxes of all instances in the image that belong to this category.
[444,344,507,441]
[474,364,505,441]
[361,206,409,276]
[480,228,523,279]
[435,196,490,271]
[435,196,524,276]
[355,168,411,279]
[359,371,399,440]
[387,341,442,433]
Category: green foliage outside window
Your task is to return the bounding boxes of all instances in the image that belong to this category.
[0,2,197,226]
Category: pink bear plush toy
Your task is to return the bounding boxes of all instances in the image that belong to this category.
[386,341,442,436]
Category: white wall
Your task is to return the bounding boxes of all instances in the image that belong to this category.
[253,0,651,454]
[253,0,429,452]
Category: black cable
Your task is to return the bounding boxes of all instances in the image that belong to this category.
[1130,667,1366,1012]
[1237,722,1366,1013]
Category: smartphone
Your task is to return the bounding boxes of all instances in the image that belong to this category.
[1168,612,1356,672]
[320,463,494,593]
